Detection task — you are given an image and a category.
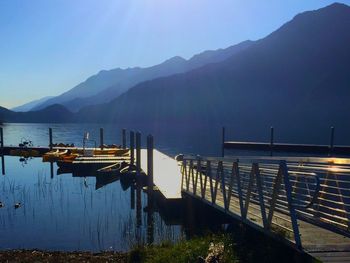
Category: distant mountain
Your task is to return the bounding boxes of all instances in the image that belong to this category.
[0,104,73,123]
[75,3,350,139]
[3,2,350,145]
[32,40,253,112]
[11,96,54,112]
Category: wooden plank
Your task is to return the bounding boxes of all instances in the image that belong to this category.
[224,141,350,155]
[141,149,182,199]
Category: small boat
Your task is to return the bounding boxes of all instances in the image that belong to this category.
[42,149,68,162]
[97,162,128,176]
[93,148,130,156]
[60,153,79,162]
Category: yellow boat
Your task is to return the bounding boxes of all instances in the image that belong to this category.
[42,150,68,162]
[93,148,129,156]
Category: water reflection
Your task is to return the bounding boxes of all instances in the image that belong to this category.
[0,156,182,252]
[0,153,233,252]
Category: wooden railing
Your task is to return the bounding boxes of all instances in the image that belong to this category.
[180,155,350,249]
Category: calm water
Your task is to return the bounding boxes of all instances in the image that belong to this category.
[0,155,183,251]
[0,123,204,252]
[0,122,345,251]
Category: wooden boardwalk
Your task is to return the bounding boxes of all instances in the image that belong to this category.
[181,156,350,262]
[140,149,182,199]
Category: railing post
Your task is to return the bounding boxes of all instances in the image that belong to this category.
[147,135,154,190]
[280,161,302,249]
[122,128,126,149]
[136,132,141,174]
[130,131,135,165]
[270,126,274,157]
[222,127,225,157]
[49,128,53,150]
[329,126,335,156]
[100,128,104,149]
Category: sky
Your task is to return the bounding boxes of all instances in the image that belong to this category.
[0,0,349,109]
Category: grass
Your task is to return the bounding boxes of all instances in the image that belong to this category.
[128,234,237,263]
[127,222,318,263]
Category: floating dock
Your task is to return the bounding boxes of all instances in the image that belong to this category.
[141,149,182,199]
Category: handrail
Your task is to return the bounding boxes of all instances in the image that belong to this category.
[180,155,350,249]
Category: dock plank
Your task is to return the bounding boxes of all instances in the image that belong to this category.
[141,149,182,199]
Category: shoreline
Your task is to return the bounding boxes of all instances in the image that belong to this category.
[0,249,127,262]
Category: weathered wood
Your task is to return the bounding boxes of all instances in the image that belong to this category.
[100,128,104,149]
[136,132,141,174]
[49,128,53,150]
[1,155,5,175]
[130,131,135,165]
[224,141,350,155]
[147,135,154,189]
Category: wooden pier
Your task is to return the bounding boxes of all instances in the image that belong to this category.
[180,155,350,262]
[140,149,182,199]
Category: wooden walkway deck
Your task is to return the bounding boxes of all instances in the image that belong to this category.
[181,156,350,262]
[140,149,182,199]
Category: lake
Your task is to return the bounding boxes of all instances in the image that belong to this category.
[0,122,344,252]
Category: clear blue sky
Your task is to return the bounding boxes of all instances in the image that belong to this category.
[0,0,349,108]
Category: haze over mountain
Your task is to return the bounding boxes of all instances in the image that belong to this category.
[29,40,252,112]
[2,3,350,142]
[1,104,72,123]
[11,96,54,112]
[75,3,350,139]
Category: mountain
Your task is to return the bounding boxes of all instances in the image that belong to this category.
[75,3,350,140]
[32,40,253,112]
[11,96,54,112]
[0,104,73,123]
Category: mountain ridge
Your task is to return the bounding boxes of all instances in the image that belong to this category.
[30,40,253,112]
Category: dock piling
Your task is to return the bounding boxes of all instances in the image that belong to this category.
[122,129,126,149]
[0,127,3,154]
[1,155,4,175]
[147,135,154,190]
[330,126,335,156]
[270,126,274,156]
[130,131,135,165]
[100,128,104,149]
[49,128,53,150]
[221,127,225,157]
[136,132,141,174]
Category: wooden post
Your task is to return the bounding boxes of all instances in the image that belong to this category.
[270,126,274,157]
[136,132,141,174]
[122,129,126,149]
[330,126,335,156]
[130,183,135,210]
[147,135,154,190]
[100,128,104,149]
[0,127,3,154]
[1,155,5,175]
[222,127,225,157]
[130,131,135,165]
[50,162,54,179]
[146,134,154,244]
[49,128,53,150]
